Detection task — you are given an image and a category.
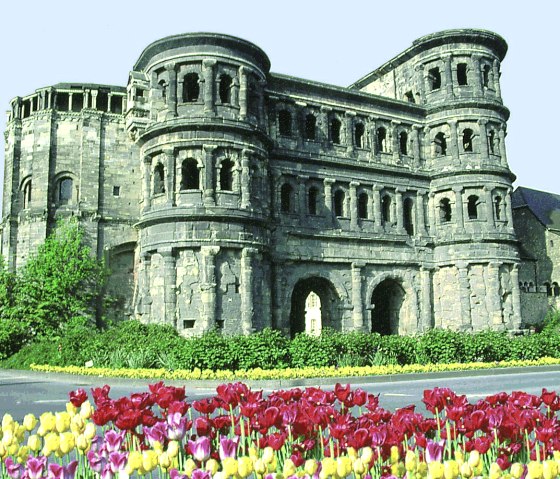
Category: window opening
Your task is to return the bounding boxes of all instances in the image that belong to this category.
[404,198,414,235]
[334,190,345,217]
[355,123,365,148]
[429,67,441,90]
[56,93,70,111]
[404,91,415,103]
[483,65,491,88]
[219,159,234,191]
[494,196,502,221]
[308,187,319,215]
[488,130,496,154]
[96,92,108,112]
[330,118,341,144]
[434,132,447,156]
[278,110,292,136]
[22,181,32,209]
[463,129,474,152]
[219,74,232,104]
[439,198,452,223]
[377,127,387,152]
[457,63,468,85]
[58,177,73,205]
[554,282,560,297]
[183,73,200,102]
[280,183,293,213]
[358,192,368,219]
[181,159,199,190]
[159,80,167,103]
[72,93,83,112]
[304,114,316,141]
[153,164,165,195]
[399,131,408,155]
[467,195,480,219]
[381,195,392,224]
[110,95,122,114]
[112,186,120,197]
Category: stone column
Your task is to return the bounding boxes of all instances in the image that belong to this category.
[457,263,472,330]
[200,246,219,332]
[351,262,365,331]
[471,55,482,95]
[203,60,216,114]
[240,247,257,334]
[166,64,177,118]
[231,77,239,107]
[395,188,405,234]
[272,171,282,218]
[498,126,508,167]
[428,192,436,235]
[203,145,216,206]
[161,248,177,328]
[420,267,432,332]
[239,66,248,120]
[453,186,465,233]
[373,185,382,233]
[83,90,90,110]
[164,149,175,206]
[492,60,502,97]
[510,264,523,330]
[272,262,286,333]
[350,181,359,229]
[298,175,308,216]
[370,119,378,158]
[323,178,335,223]
[68,93,73,112]
[91,90,98,109]
[415,65,425,103]
[142,156,152,212]
[444,55,454,97]
[484,186,495,229]
[505,188,515,232]
[240,150,251,209]
[140,253,152,318]
[478,119,489,159]
[416,190,428,236]
[486,261,503,328]
[345,111,356,153]
[320,106,331,146]
[449,120,459,162]
[412,126,421,168]
[391,121,400,163]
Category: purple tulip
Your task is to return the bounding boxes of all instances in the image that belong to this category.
[87,449,108,473]
[4,457,23,479]
[100,464,115,479]
[104,430,125,453]
[108,452,128,474]
[219,436,239,460]
[144,421,168,446]
[188,436,211,462]
[26,456,47,479]
[192,469,212,479]
[170,469,189,479]
[425,439,445,463]
[47,461,78,479]
[167,412,188,441]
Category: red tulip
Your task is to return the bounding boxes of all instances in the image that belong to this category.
[69,388,88,407]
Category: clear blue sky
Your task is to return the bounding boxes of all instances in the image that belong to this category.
[1,0,558,197]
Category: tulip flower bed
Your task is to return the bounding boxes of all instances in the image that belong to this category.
[2,383,560,479]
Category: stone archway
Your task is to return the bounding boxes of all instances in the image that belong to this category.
[289,277,341,338]
[370,279,406,335]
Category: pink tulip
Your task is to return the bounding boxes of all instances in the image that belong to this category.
[87,450,107,473]
[4,457,23,479]
[425,439,445,463]
[167,411,188,440]
[47,461,78,479]
[26,456,47,479]
[144,421,168,446]
[192,469,211,479]
[170,469,189,479]
[188,436,211,462]
[108,452,128,474]
[219,436,239,460]
[104,429,125,453]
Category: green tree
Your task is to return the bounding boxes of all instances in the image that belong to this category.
[7,218,107,336]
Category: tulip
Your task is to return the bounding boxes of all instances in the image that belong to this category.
[426,440,445,464]
[255,458,267,475]
[428,461,444,479]
[38,412,56,436]
[108,451,128,474]
[159,451,172,470]
[527,461,544,479]
[83,421,96,440]
[511,463,525,479]
[305,459,319,476]
[192,469,212,479]
[489,462,501,479]
[2,413,14,430]
[76,434,89,453]
[167,440,180,458]
[0,443,8,460]
[59,432,75,455]
[262,446,275,464]
[390,446,400,464]
[543,460,558,479]
[126,451,143,475]
[4,457,23,479]
[42,432,60,456]
[1,429,14,447]
[184,458,197,477]
[79,401,93,419]
[337,456,352,478]
[467,451,480,469]
[65,402,78,416]
[239,456,254,478]
[188,436,211,462]
[361,447,374,465]
[405,450,417,472]
[23,414,38,432]
[26,456,47,479]
[322,457,337,478]
[47,460,78,479]
[223,457,239,477]
[167,412,188,441]
[55,412,71,433]
[104,429,125,453]
[219,436,239,460]
[284,458,297,477]
[70,414,85,435]
[353,458,366,476]
[142,450,159,473]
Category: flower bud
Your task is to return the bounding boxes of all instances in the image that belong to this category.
[467,451,480,469]
[305,460,318,476]
[159,451,171,470]
[84,422,96,440]
[80,401,93,420]
[23,414,38,432]
[1,429,13,447]
[27,434,42,452]
[239,456,254,478]
[527,461,544,479]
[76,434,89,452]
[428,461,444,479]
[262,447,275,464]
[167,440,179,458]
[255,458,267,475]
[353,458,366,476]
[223,457,239,477]
[1,414,14,430]
[511,463,524,479]
[489,462,501,479]
[361,447,373,465]
[405,451,417,472]
[543,460,558,479]
[207,458,220,475]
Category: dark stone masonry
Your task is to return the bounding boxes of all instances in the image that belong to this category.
[3,29,551,336]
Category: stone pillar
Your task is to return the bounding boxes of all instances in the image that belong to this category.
[449,120,459,162]
[161,249,177,328]
[351,262,365,331]
[492,59,502,97]
[428,192,436,235]
[484,186,495,229]
[83,90,90,110]
[298,176,308,216]
[350,181,359,229]
[203,60,216,114]
[505,188,515,232]
[231,77,239,107]
[200,246,219,332]
[370,119,378,158]
[486,262,503,328]
[412,126,421,168]
[478,119,489,159]
[203,145,216,206]
[345,111,356,153]
[239,66,248,120]
[373,185,382,233]
[166,64,177,118]
[164,149,175,206]
[457,263,472,330]
[395,188,405,234]
[68,93,73,113]
[391,121,400,163]
[320,106,331,146]
[240,247,257,334]
[272,170,282,218]
[91,90,98,109]
[140,253,152,318]
[272,262,286,333]
[415,65,425,103]
[498,126,508,167]
[142,157,151,212]
[453,186,465,233]
[471,55,482,95]
[420,267,432,332]
[444,55,454,97]
[240,150,251,209]
[510,264,523,329]
[416,190,428,236]
[323,178,335,222]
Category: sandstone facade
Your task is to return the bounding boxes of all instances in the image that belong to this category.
[2,29,527,335]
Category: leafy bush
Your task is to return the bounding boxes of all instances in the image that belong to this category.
[0,319,28,360]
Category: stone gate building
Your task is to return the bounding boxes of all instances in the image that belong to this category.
[1,29,527,336]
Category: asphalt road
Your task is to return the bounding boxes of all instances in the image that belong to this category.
[1,366,560,421]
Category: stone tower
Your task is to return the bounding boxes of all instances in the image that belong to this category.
[1,29,524,335]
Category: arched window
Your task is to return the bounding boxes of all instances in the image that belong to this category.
[183,73,200,102]
[463,129,474,152]
[158,80,167,104]
[308,187,319,215]
[494,196,502,221]
[280,183,294,213]
[457,63,468,85]
[334,190,345,217]
[381,195,392,224]
[278,110,292,136]
[180,159,199,190]
[57,177,73,205]
[467,195,480,219]
[439,198,452,223]
[429,67,441,90]
[355,123,365,148]
[219,159,234,191]
[377,127,387,152]
[399,131,408,155]
[553,282,560,297]
[22,180,32,209]
[219,74,232,104]
[404,197,414,235]
[153,164,165,195]
[488,130,497,154]
[304,114,316,141]
[545,282,553,297]
[330,118,341,144]
[482,65,491,88]
[434,132,447,156]
[358,192,368,219]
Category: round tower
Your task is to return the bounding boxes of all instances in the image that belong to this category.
[128,33,272,335]
[412,30,522,331]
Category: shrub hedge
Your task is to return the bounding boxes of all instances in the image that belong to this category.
[3,314,560,371]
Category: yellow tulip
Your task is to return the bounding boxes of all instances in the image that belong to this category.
[126,450,143,474]
[239,456,254,478]
[70,414,85,434]
[38,412,55,436]
[248,446,259,462]
[361,447,374,465]
[59,432,75,455]
[152,440,164,454]
[42,432,60,456]
[444,460,459,479]
[284,458,297,477]
[7,443,18,456]
[391,462,405,478]
[322,457,337,477]
[347,447,358,460]
[142,450,159,473]
[23,414,38,432]
[84,422,96,440]
[267,456,278,473]
[467,451,480,469]
[405,451,417,472]
[337,456,353,478]
[543,460,558,479]
[527,461,544,479]
[55,412,71,433]
[305,460,319,476]
[14,424,25,444]
[66,402,78,415]
[0,443,8,460]
[184,458,197,477]
[428,461,444,479]
[207,458,220,475]
[417,461,428,477]
[391,446,400,465]
[76,434,89,452]
[262,446,275,464]
[27,434,41,452]
[16,445,30,463]
[353,458,366,476]
[1,429,13,447]
[167,440,179,458]
[80,401,93,419]
[223,457,239,477]
[1,414,14,430]
[159,451,171,470]
[255,458,267,475]
[511,463,525,479]
[489,462,501,479]
[454,451,464,464]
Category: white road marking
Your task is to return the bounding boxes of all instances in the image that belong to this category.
[384,393,413,397]
[33,400,69,404]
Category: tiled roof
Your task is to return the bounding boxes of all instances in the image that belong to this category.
[512,187,560,231]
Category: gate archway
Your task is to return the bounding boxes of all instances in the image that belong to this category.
[370,279,406,335]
